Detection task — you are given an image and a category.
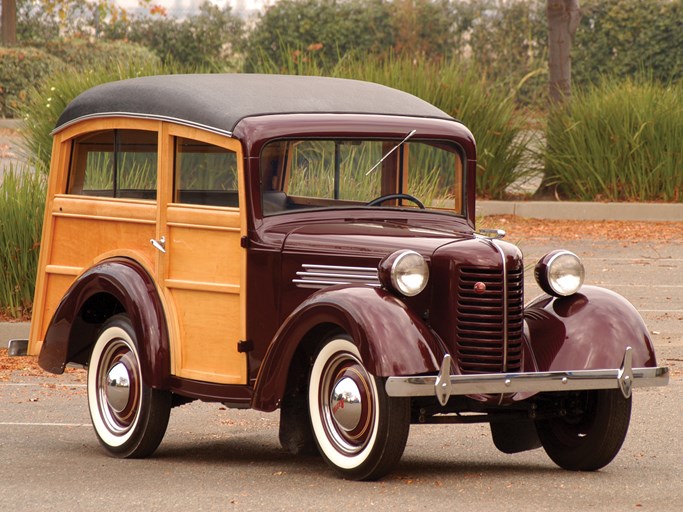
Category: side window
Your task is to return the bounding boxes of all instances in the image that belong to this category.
[68,129,157,200]
[174,137,239,207]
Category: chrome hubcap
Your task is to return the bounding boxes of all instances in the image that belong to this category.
[106,362,131,413]
[320,350,375,454]
[330,376,362,431]
[96,338,141,435]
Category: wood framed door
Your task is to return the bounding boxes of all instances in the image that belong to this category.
[156,124,247,385]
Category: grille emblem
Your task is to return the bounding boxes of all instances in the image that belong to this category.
[473,282,487,294]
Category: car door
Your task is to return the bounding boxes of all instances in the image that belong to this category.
[154,124,247,385]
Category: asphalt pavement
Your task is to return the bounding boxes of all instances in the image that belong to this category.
[2,236,681,511]
[2,118,682,510]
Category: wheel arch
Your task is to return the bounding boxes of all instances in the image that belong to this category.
[38,257,171,389]
[252,285,445,412]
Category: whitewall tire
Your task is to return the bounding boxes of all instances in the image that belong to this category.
[87,314,171,458]
[308,335,410,480]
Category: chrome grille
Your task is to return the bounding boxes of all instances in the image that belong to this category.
[455,265,524,374]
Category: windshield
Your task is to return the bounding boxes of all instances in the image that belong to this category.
[260,138,464,216]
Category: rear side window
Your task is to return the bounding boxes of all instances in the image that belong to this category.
[174,137,239,207]
[68,129,158,200]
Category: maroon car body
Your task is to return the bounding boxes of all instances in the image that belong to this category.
[19,74,668,480]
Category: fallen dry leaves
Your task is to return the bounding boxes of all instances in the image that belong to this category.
[0,348,84,381]
[0,348,46,377]
[480,215,683,242]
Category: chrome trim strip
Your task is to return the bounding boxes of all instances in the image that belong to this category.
[488,239,509,372]
[292,280,381,288]
[297,272,377,280]
[302,264,377,273]
[385,348,669,402]
[52,112,234,138]
[294,264,380,289]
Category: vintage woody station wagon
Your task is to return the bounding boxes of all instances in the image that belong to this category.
[17,74,668,480]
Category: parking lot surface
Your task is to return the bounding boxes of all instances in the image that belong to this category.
[1,235,681,511]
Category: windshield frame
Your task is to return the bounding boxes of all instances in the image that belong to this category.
[259,135,467,218]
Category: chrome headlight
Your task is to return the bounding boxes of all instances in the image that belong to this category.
[534,250,585,297]
[379,250,429,297]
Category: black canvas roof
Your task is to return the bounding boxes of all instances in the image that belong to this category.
[55,74,453,135]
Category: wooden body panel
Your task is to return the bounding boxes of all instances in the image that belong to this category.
[49,196,156,269]
[30,117,248,386]
[164,204,245,384]
[159,129,247,385]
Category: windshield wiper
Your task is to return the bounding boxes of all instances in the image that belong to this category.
[365,129,417,175]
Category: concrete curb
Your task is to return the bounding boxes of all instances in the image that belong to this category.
[478,200,683,222]
[0,118,22,129]
[2,322,30,348]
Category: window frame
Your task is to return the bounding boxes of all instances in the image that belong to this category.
[66,128,159,200]
[259,136,466,216]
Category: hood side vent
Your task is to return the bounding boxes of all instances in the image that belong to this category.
[293,264,380,289]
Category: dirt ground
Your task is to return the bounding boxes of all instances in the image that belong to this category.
[478,215,683,242]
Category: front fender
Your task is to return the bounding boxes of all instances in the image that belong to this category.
[524,285,657,372]
[37,257,170,389]
[252,285,445,412]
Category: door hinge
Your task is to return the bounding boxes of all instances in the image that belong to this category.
[237,339,254,353]
[240,236,250,249]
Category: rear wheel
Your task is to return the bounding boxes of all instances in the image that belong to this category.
[535,389,631,471]
[87,314,171,458]
[308,335,410,480]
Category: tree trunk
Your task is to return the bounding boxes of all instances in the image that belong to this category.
[547,0,581,104]
[2,0,17,45]
[535,0,581,199]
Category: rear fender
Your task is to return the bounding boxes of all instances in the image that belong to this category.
[524,285,657,372]
[252,285,444,412]
[37,257,170,389]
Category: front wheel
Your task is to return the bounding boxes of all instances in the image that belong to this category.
[87,314,171,458]
[308,335,410,480]
[535,389,632,471]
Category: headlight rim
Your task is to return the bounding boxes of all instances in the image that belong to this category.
[379,249,429,297]
[534,249,585,297]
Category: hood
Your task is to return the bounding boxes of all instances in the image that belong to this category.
[281,218,473,259]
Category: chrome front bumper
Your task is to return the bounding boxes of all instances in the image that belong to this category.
[385,347,669,405]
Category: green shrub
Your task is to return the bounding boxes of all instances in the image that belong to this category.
[463,0,548,107]
[544,78,683,202]
[20,59,169,169]
[35,39,161,71]
[574,0,683,87]
[0,46,63,118]
[0,162,46,318]
[116,2,244,71]
[244,0,395,72]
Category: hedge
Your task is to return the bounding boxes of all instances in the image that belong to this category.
[0,47,63,118]
[545,78,683,202]
[34,40,161,71]
[1,40,160,118]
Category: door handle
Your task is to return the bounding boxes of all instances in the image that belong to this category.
[150,236,166,253]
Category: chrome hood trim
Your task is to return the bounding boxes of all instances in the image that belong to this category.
[293,264,380,289]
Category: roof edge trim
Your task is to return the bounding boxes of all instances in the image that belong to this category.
[51,112,234,138]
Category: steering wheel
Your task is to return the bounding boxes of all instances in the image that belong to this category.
[366,193,425,209]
